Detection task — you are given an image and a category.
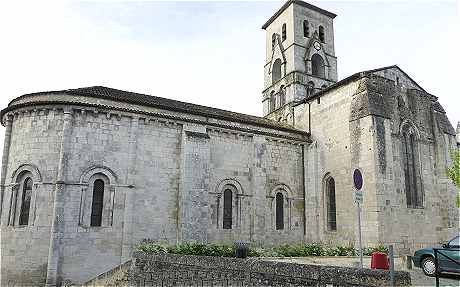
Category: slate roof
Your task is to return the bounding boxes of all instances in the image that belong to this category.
[5,86,307,135]
[262,0,337,30]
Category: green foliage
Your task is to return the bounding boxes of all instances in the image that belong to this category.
[136,242,389,258]
[362,245,388,256]
[446,149,460,207]
[137,242,236,257]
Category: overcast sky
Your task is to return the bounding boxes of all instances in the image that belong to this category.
[0,0,458,156]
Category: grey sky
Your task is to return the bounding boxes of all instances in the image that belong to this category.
[0,0,458,155]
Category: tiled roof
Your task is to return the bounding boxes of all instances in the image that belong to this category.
[262,0,337,30]
[6,86,307,135]
[294,65,426,106]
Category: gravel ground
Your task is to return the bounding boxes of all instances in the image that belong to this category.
[265,257,460,286]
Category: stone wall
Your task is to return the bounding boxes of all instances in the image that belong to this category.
[0,109,63,286]
[129,252,411,287]
[0,92,308,285]
[294,68,458,254]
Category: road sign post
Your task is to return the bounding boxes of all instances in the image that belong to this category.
[353,169,364,269]
[357,200,363,268]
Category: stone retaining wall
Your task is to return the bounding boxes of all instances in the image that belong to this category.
[130,252,411,287]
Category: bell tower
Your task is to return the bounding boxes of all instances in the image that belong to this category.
[262,0,338,120]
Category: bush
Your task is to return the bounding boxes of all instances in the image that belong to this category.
[136,241,389,258]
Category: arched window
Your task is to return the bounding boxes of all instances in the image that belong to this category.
[319,25,325,42]
[90,179,105,226]
[279,85,286,107]
[272,33,276,48]
[282,23,287,41]
[272,58,282,84]
[303,20,309,37]
[223,189,232,229]
[325,177,337,231]
[19,177,32,225]
[275,192,284,230]
[401,127,422,208]
[311,54,325,78]
[321,84,327,90]
[307,81,315,96]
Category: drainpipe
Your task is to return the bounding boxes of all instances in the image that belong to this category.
[302,145,306,237]
[308,102,311,135]
[46,108,73,287]
[0,114,13,222]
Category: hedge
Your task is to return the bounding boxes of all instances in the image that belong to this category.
[136,241,388,258]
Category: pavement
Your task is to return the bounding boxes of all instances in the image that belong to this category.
[409,268,459,287]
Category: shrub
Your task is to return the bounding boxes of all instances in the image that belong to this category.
[136,241,389,258]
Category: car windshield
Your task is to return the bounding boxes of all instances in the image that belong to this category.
[448,236,460,248]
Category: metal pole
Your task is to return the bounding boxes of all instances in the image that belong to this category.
[434,249,439,287]
[357,202,363,269]
[389,245,395,287]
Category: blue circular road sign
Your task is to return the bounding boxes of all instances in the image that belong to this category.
[353,169,363,190]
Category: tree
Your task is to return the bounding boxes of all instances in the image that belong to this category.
[446,149,460,207]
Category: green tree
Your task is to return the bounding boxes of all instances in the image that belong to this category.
[446,149,460,207]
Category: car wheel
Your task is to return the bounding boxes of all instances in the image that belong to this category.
[421,256,436,277]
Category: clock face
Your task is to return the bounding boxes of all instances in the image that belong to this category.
[314,41,321,50]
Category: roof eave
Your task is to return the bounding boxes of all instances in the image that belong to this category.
[262,0,336,30]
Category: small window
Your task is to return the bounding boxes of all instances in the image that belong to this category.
[272,33,276,48]
[303,20,309,37]
[19,177,32,226]
[279,85,286,107]
[282,23,287,41]
[326,177,337,231]
[321,84,327,90]
[90,179,105,227]
[307,81,315,97]
[223,189,232,229]
[319,26,325,42]
[317,97,321,104]
[272,58,282,84]
[275,193,284,230]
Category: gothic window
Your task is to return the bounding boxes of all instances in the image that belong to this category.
[311,54,325,78]
[282,23,287,41]
[272,58,282,84]
[325,177,337,231]
[18,177,32,226]
[270,91,276,112]
[401,127,423,208]
[307,81,315,96]
[275,192,284,230]
[272,33,276,48]
[90,179,105,226]
[303,20,310,37]
[279,85,286,107]
[319,25,325,42]
[223,189,232,229]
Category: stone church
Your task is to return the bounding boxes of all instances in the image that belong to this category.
[1,0,458,285]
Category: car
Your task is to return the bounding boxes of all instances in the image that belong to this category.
[412,234,460,277]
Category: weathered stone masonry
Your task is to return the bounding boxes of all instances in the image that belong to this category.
[0,88,308,285]
[1,0,458,286]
